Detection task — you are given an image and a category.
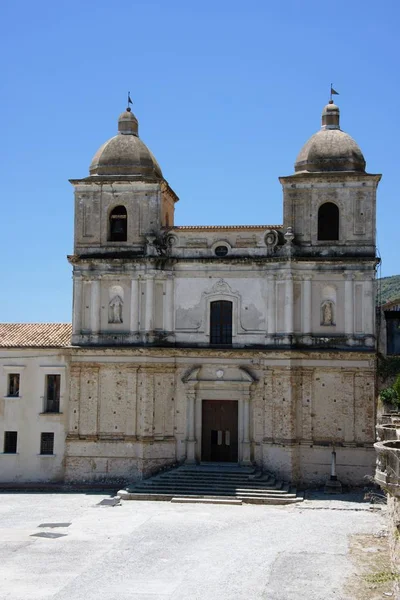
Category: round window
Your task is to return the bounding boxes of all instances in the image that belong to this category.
[215,245,228,257]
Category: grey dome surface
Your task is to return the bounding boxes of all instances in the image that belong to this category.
[295,129,366,173]
[294,102,366,173]
[89,110,163,179]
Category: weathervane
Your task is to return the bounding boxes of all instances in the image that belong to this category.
[127,91,133,112]
[329,84,339,103]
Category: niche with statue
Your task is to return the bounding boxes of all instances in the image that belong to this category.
[108,285,124,324]
[320,285,336,327]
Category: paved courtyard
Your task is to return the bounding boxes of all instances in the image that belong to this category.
[0,492,390,600]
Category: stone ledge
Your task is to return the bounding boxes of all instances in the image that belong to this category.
[375,440,400,497]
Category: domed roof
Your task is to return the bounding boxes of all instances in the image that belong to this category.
[89,108,163,179]
[294,102,366,173]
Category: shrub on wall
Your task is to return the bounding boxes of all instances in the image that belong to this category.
[381,386,400,408]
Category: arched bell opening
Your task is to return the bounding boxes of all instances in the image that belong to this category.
[108,205,127,242]
[317,202,339,241]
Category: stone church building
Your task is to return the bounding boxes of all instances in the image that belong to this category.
[0,98,380,485]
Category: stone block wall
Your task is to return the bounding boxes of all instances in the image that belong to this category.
[65,348,376,486]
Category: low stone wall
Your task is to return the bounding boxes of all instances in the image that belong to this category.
[374,412,400,592]
[387,495,400,597]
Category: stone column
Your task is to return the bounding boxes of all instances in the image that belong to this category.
[130,278,139,333]
[186,389,196,463]
[301,369,313,442]
[263,369,273,442]
[343,371,355,443]
[266,275,276,337]
[242,393,251,465]
[72,276,82,335]
[195,395,202,462]
[125,367,138,438]
[164,275,174,332]
[344,273,354,336]
[68,365,81,436]
[144,276,154,332]
[90,279,101,334]
[302,277,312,335]
[364,277,374,336]
[79,367,99,437]
[285,273,294,335]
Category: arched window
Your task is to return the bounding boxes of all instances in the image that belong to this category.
[109,206,127,242]
[317,202,339,241]
[210,301,233,345]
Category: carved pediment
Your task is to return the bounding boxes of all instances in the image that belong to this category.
[204,278,236,297]
[182,365,257,384]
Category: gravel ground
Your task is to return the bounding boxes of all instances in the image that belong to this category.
[0,492,392,600]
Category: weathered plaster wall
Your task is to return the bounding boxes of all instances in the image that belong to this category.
[281,175,378,250]
[72,266,376,352]
[74,181,162,251]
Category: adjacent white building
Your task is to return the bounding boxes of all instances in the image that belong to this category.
[0,324,70,482]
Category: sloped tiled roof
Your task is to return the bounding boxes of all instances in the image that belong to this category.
[0,324,72,348]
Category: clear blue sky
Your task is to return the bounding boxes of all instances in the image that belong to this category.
[1,0,398,323]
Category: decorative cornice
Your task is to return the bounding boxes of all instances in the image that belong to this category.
[173,225,282,231]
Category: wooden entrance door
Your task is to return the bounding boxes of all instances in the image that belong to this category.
[201,400,238,462]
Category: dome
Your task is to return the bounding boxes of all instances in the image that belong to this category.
[89,109,163,179]
[294,102,366,173]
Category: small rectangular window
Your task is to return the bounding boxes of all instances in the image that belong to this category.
[4,431,17,454]
[45,375,60,413]
[7,374,20,397]
[40,432,54,455]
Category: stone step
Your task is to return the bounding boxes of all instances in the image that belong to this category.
[156,473,271,482]
[151,477,278,488]
[171,497,243,505]
[187,465,256,473]
[118,465,303,505]
[170,467,256,474]
[131,484,290,495]
[152,481,272,489]
[128,484,295,496]
[166,470,257,476]
[118,491,301,505]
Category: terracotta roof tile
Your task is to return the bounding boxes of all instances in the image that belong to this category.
[0,323,72,348]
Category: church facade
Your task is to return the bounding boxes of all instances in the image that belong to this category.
[0,99,380,485]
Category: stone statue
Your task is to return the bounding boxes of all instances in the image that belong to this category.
[108,295,123,324]
[321,300,334,326]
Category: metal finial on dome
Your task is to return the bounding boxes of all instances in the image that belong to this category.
[127,91,133,112]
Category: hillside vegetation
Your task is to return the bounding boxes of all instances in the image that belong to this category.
[377,274,400,305]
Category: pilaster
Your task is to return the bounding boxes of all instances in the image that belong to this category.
[72,276,82,335]
[344,273,354,337]
[302,277,312,335]
[90,279,101,334]
[130,278,139,333]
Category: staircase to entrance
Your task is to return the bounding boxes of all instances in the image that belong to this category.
[118,464,303,505]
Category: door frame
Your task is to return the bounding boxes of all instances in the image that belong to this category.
[201,399,239,462]
[182,366,255,466]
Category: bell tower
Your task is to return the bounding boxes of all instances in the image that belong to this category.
[69,104,179,345]
[280,100,381,258]
[279,98,381,349]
